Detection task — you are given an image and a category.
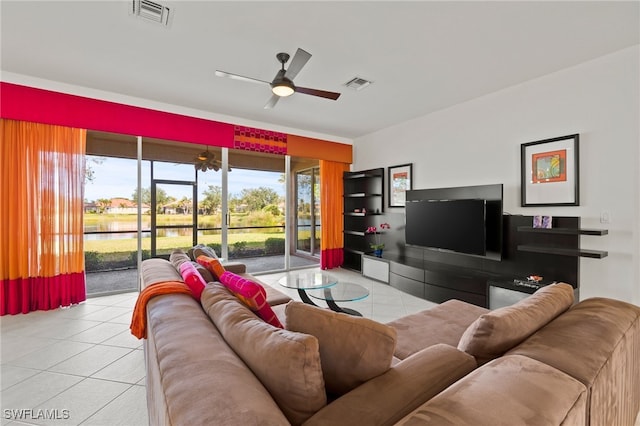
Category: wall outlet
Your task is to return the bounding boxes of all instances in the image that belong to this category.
[600,210,611,224]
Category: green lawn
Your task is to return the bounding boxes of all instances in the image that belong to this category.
[84,232,285,253]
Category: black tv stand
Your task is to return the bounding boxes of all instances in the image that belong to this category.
[361,215,607,308]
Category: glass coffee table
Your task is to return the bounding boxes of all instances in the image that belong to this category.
[278,271,338,306]
[279,271,369,316]
[307,282,370,316]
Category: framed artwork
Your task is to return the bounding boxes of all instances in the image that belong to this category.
[388,163,412,207]
[521,134,579,206]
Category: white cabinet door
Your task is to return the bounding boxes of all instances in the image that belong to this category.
[362,257,389,283]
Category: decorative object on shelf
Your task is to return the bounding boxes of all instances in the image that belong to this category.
[533,215,552,229]
[366,223,390,257]
[521,134,579,206]
[388,163,412,207]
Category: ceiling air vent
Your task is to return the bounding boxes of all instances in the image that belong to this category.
[344,76,373,91]
[132,0,171,26]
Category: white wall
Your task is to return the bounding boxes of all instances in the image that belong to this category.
[353,46,640,305]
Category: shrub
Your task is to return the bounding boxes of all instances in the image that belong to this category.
[206,243,222,256]
[84,251,103,271]
[265,238,285,255]
[232,241,247,255]
[129,250,150,264]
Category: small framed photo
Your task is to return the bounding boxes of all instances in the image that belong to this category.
[388,163,412,207]
[521,134,579,206]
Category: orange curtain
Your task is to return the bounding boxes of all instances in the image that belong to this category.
[1,119,87,315]
[319,160,349,269]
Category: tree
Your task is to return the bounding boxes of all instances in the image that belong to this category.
[96,198,111,214]
[200,185,222,215]
[84,156,106,184]
[177,196,192,214]
[240,187,280,212]
[131,187,170,213]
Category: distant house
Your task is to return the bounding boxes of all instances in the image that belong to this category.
[104,198,150,214]
[83,201,98,213]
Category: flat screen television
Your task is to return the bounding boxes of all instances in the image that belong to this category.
[405,199,486,256]
[404,184,503,260]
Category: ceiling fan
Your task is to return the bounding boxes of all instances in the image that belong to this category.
[194,148,229,172]
[215,48,341,109]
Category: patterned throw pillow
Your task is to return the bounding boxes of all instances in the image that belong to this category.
[178,261,207,300]
[196,255,226,280]
[219,271,283,328]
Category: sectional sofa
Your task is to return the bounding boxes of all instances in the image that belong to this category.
[136,252,640,426]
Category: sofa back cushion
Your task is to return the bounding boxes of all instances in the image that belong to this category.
[201,284,326,426]
[169,249,191,270]
[285,301,397,397]
[458,282,574,365]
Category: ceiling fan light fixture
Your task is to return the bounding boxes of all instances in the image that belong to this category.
[272,80,295,97]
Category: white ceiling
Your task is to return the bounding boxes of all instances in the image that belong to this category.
[1,1,638,140]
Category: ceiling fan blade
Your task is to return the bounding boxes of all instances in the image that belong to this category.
[264,94,280,109]
[284,48,311,80]
[215,70,270,85]
[295,86,341,100]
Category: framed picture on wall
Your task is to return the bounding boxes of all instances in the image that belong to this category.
[388,163,412,207]
[521,134,579,206]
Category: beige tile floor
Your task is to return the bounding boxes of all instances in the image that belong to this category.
[0,267,434,426]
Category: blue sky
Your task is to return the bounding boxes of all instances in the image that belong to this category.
[84,156,285,202]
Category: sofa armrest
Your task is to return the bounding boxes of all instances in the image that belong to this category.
[222,261,246,274]
[302,344,476,426]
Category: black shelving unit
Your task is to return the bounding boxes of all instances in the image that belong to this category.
[516,225,608,258]
[342,168,384,272]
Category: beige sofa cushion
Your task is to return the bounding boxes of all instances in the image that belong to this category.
[285,301,397,397]
[395,355,587,426]
[201,284,326,426]
[140,258,182,288]
[169,249,190,270]
[388,299,489,360]
[508,297,640,426]
[303,344,476,426]
[145,292,290,426]
[458,282,574,365]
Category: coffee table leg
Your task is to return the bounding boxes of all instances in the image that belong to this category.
[323,288,362,316]
[297,289,320,307]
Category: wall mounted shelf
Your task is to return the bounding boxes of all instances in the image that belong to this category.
[517,244,608,259]
[517,226,608,236]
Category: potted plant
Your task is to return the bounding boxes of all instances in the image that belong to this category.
[366,223,390,257]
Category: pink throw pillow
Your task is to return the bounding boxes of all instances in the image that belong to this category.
[219,271,283,328]
[179,261,207,300]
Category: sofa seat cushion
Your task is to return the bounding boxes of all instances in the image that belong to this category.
[146,292,290,426]
[508,297,640,426]
[458,282,574,365]
[387,299,489,360]
[201,284,326,426]
[395,355,587,426]
[303,344,476,426]
[285,301,397,397]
